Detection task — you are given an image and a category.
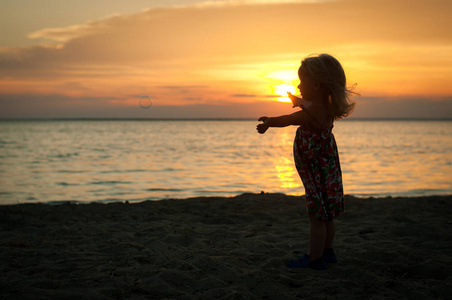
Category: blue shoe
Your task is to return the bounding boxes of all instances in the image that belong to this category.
[287,254,327,270]
[323,253,337,263]
[323,248,337,263]
[287,254,310,268]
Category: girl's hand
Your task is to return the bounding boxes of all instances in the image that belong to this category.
[287,92,300,108]
[257,116,269,134]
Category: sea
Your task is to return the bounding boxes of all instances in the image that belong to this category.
[0,119,451,205]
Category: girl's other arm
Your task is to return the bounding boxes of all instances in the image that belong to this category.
[288,92,302,108]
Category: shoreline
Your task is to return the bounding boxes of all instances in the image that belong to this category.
[3,192,452,207]
[1,193,451,299]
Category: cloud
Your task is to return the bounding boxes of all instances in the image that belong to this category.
[0,0,451,118]
[4,0,451,69]
[158,85,209,91]
[191,0,333,7]
[28,22,106,43]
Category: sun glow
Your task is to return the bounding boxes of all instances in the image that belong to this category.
[273,84,297,102]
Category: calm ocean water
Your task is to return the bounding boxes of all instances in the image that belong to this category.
[0,120,451,204]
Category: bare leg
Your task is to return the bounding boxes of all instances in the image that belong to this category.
[308,214,326,261]
[324,220,336,250]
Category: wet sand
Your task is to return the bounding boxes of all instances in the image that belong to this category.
[1,193,451,299]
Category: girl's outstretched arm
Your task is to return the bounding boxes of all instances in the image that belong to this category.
[256,110,309,134]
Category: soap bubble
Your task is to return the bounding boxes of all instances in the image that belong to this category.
[139,95,152,109]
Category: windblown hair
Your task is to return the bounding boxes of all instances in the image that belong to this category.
[298,54,357,120]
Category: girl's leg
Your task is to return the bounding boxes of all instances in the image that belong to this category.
[324,220,336,250]
[308,214,326,261]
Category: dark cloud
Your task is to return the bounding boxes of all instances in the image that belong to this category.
[352,97,452,119]
[1,93,450,119]
[231,94,257,98]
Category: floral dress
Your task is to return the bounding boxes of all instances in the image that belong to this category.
[293,123,344,221]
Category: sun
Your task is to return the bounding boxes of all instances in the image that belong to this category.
[273,84,297,103]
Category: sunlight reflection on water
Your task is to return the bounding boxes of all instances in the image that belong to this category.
[0,120,451,204]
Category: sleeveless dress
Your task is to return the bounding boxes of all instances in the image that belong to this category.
[293,122,344,221]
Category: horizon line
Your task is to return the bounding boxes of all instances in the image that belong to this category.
[1,117,452,122]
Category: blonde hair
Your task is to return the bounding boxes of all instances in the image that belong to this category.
[299,54,357,120]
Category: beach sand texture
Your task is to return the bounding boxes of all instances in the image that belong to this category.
[1,194,451,299]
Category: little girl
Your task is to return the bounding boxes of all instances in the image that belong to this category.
[257,54,356,270]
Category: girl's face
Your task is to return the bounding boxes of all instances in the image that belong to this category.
[297,71,317,101]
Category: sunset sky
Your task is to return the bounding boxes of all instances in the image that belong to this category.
[1,0,451,119]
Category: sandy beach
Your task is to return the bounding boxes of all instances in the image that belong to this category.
[1,193,451,299]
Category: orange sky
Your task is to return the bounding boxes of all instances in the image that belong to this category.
[1,0,451,119]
